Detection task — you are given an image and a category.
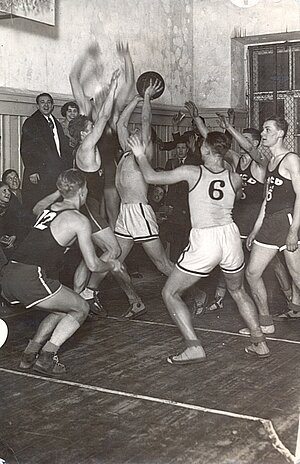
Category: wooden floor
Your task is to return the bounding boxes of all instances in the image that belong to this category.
[0,260,299,464]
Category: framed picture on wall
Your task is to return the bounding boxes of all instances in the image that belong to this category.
[0,0,55,26]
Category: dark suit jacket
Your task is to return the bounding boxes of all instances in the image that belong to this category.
[20,110,72,208]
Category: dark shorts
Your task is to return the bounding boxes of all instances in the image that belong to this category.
[233,202,261,239]
[1,261,62,308]
[254,208,299,251]
[81,197,109,234]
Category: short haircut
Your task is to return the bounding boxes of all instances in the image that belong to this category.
[243,127,261,143]
[68,115,91,143]
[205,131,229,156]
[2,169,19,183]
[179,130,195,144]
[56,169,86,199]
[0,180,9,189]
[36,93,53,105]
[61,101,80,117]
[264,115,288,138]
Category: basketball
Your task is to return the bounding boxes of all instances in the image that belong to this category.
[136,71,165,99]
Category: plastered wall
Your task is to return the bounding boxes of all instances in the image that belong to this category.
[0,0,193,105]
[0,0,299,109]
[193,0,300,108]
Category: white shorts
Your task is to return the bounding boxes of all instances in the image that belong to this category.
[176,222,245,277]
[114,203,159,242]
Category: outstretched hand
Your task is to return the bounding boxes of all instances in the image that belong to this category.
[184,100,199,118]
[127,134,146,159]
[116,41,129,57]
[144,78,163,100]
[216,112,230,130]
[109,69,121,91]
[172,111,185,126]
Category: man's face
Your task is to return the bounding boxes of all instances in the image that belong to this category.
[66,106,79,122]
[0,185,11,206]
[37,96,54,116]
[241,133,259,154]
[151,186,164,203]
[261,120,282,148]
[79,183,88,204]
[5,172,20,191]
[176,143,187,159]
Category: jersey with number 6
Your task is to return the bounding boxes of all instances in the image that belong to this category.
[189,166,236,229]
[12,208,70,275]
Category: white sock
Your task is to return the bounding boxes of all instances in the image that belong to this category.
[80,288,94,300]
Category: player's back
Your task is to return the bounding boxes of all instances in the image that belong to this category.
[189,166,235,229]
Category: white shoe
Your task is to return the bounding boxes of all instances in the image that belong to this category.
[239,325,275,335]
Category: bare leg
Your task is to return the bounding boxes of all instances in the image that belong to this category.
[142,238,174,276]
[21,286,89,374]
[162,267,206,364]
[223,269,269,357]
[270,254,292,301]
[104,186,120,230]
[245,243,278,329]
[80,229,143,314]
[274,248,300,320]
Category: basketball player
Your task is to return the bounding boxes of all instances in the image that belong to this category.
[246,116,300,323]
[114,81,174,317]
[1,169,123,376]
[128,132,270,363]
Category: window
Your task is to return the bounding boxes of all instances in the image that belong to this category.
[249,42,300,153]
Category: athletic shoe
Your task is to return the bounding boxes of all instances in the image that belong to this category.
[122,302,146,319]
[87,291,107,317]
[205,296,224,312]
[19,351,38,370]
[33,351,66,376]
[239,325,275,335]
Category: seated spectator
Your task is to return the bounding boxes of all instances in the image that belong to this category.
[2,169,23,204]
[0,181,34,251]
[60,101,79,148]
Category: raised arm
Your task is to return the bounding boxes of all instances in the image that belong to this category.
[142,79,163,161]
[216,113,269,167]
[128,134,193,186]
[110,41,135,129]
[116,94,143,151]
[69,46,96,118]
[81,69,120,152]
[185,100,209,138]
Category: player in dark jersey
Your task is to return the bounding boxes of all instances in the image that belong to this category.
[0,169,123,376]
[246,116,300,323]
[209,116,292,333]
[68,67,146,316]
[129,132,269,363]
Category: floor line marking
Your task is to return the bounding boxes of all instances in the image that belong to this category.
[107,317,300,346]
[0,367,294,463]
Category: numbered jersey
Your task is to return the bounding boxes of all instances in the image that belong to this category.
[189,166,235,229]
[265,152,295,216]
[12,208,69,275]
[235,159,264,205]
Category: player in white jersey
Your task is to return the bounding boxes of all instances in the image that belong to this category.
[128,132,270,363]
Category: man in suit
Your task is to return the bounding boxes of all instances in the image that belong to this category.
[20,93,72,209]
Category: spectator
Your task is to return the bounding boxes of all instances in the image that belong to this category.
[0,181,34,250]
[60,101,79,149]
[164,139,200,262]
[20,92,72,209]
[2,169,23,204]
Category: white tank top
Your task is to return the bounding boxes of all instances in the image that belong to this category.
[189,166,236,229]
